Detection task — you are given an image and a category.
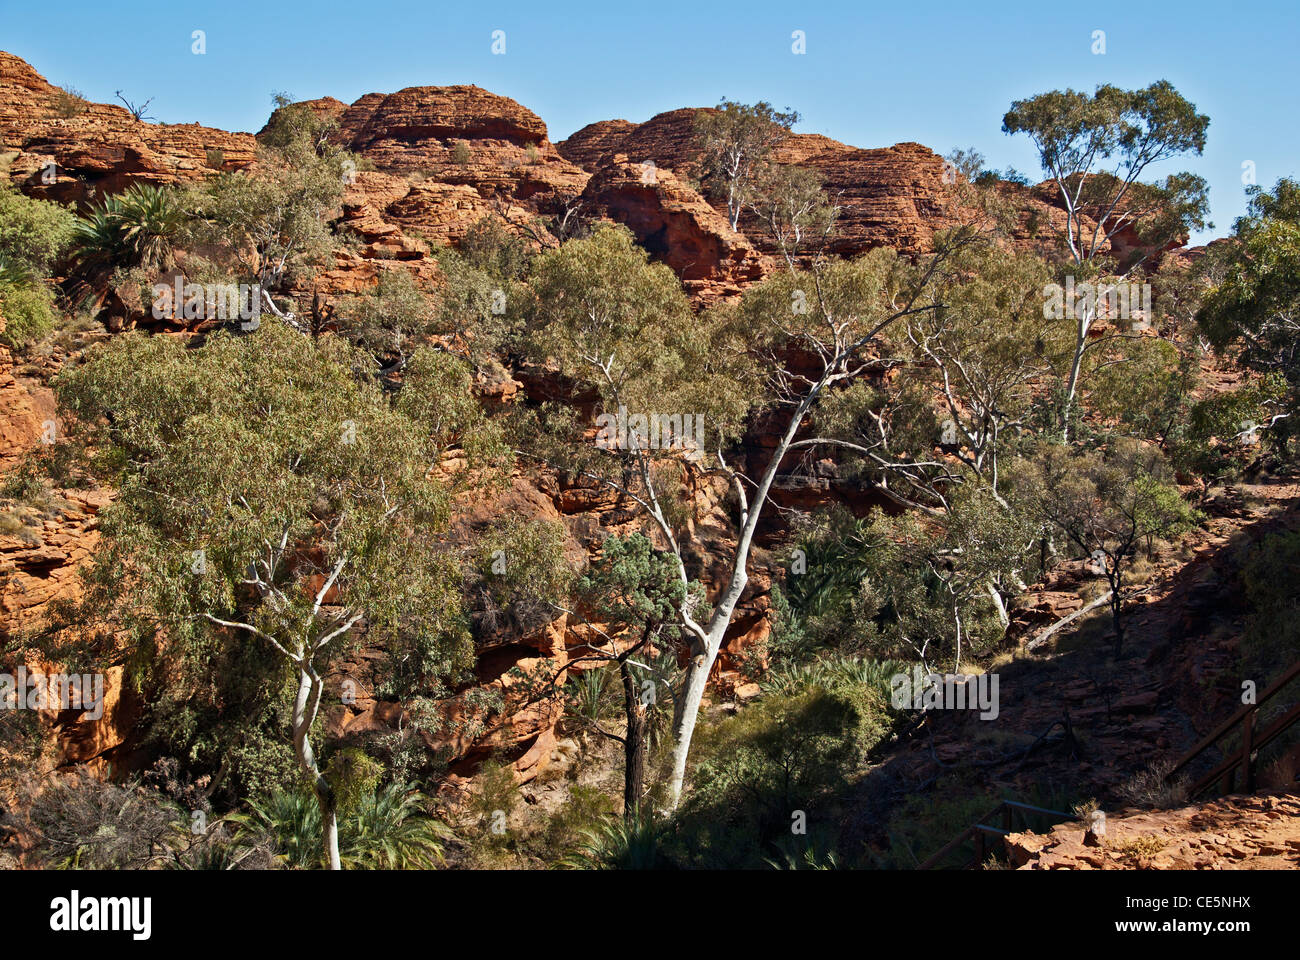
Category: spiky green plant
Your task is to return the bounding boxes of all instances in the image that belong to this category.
[761,654,906,700]
[232,784,451,870]
[343,787,451,869]
[566,666,614,724]
[71,183,182,273]
[555,815,661,870]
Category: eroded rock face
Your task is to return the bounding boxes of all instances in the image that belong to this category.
[326,84,589,222]
[0,50,256,204]
[0,338,52,473]
[577,156,769,302]
[558,106,1137,264]
[559,108,968,258]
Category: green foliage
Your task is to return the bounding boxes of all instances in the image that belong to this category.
[760,653,906,703]
[0,182,76,276]
[430,243,528,364]
[1176,376,1288,483]
[336,268,435,362]
[50,85,88,119]
[459,216,530,281]
[466,760,518,847]
[235,785,449,869]
[325,746,384,814]
[540,783,616,853]
[0,277,60,349]
[1003,81,1210,260]
[671,681,889,867]
[748,163,836,263]
[1089,336,1196,447]
[184,98,350,289]
[521,224,753,495]
[1035,439,1199,651]
[1196,184,1300,449]
[39,321,474,798]
[780,489,1035,670]
[555,814,663,869]
[693,99,800,229]
[474,512,573,638]
[577,533,692,640]
[565,667,617,724]
[71,183,184,274]
[397,345,507,465]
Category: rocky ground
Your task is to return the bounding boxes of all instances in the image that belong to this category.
[1007,791,1300,869]
[840,473,1300,867]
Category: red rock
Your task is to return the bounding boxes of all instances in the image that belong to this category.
[0,51,255,204]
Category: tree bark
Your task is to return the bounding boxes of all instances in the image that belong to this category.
[619,659,649,825]
[292,666,340,870]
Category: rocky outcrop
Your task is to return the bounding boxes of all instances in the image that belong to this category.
[0,336,52,473]
[320,84,589,229]
[1007,791,1300,869]
[0,51,256,204]
[577,156,768,302]
[559,107,1127,263]
[559,108,968,258]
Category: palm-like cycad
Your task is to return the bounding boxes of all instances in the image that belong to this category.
[343,787,451,869]
[71,183,182,274]
[233,784,451,870]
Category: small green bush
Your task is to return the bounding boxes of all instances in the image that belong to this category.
[0,279,59,349]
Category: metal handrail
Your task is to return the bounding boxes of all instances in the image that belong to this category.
[1165,657,1300,798]
[918,799,1077,869]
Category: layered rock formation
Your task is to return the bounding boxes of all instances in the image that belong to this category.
[559,106,1137,264]
[576,157,768,302]
[0,51,255,205]
[559,108,968,258]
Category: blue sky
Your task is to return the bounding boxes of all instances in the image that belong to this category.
[4,0,1296,243]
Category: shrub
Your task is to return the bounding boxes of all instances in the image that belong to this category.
[0,183,76,276]
[50,85,88,119]
[450,141,472,164]
[0,279,59,349]
[233,785,450,869]
[670,681,890,867]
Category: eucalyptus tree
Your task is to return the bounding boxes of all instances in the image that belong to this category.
[693,100,800,231]
[1003,81,1210,438]
[43,323,482,868]
[183,96,350,295]
[1035,440,1198,656]
[804,242,1062,514]
[519,221,980,808]
[1197,178,1300,439]
[572,534,700,823]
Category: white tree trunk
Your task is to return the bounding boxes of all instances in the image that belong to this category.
[665,386,820,810]
[292,667,341,870]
